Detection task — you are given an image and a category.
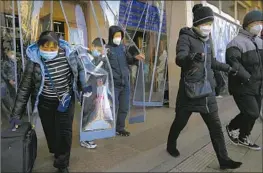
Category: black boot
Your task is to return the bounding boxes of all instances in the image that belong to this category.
[58,167,69,173]
[167,147,180,157]
[220,159,242,170]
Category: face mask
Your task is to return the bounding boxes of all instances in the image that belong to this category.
[91,49,101,57]
[113,37,122,45]
[40,50,58,60]
[249,24,263,36]
[199,25,212,36]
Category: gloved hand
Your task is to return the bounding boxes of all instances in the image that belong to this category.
[193,53,205,62]
[228,67,235,73]
[229,64,239,76]
[9,117,22,130]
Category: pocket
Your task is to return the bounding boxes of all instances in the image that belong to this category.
[185,64,204,82]
[187,67,199,76]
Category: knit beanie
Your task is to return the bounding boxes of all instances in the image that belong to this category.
[193,4,214,27]
[243,10,263,28]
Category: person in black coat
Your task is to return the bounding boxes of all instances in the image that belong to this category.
[225,10,263,151]
[166,4,242,170]
[106,26,145,136]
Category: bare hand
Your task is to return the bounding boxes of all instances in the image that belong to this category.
[9,80,15,86]
[135,53,145,61]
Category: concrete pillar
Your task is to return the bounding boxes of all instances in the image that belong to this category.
[165,1,193,108]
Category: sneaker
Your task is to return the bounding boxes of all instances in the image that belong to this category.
[216,95,223,99]
[238,136,261,151]
[226,125,239,145]
[116,129,130,136]
[80,141,97,149]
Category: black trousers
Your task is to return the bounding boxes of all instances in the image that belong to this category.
[167,109,229,165]
[229,94,261,138]
[38,95,75,169]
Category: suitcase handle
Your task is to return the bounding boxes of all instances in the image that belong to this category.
[1,122,32,138]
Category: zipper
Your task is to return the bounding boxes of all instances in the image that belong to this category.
[114,46,124,85]
[252,40,263,95]
[202,42,210,113]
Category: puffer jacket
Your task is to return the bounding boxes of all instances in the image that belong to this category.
[106,25,139,88]
[11,40,88,119]
[175,27,231,114]
[226,29,263,96]
[1,59,15,83]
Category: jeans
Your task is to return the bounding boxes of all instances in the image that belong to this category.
[38,95,75,169]
[229,94,262,138]
[114,85,130,131]
[167,108,229,165]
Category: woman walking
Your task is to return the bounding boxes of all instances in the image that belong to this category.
[167,4,242,169]
[9,31,90,173]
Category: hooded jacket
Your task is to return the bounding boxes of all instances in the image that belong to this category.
[11,40,88,119]
[175,27,231,114]
[226,28,263,96]
[106,25,138,88]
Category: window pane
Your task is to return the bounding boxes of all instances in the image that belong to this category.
[221,1,235,18]
[207,0,220,9]
[237,3,247,24]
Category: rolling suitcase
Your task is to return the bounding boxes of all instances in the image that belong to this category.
[1,122,37,173]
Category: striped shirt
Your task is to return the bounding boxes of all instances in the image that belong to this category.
[41,49,72,98]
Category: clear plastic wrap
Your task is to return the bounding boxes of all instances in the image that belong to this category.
[211,15,239,94]
[78,49,114,133]
[116,0,168,107]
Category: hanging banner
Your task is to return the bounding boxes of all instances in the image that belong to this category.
[119,0,168,107]
[119,0,167,34]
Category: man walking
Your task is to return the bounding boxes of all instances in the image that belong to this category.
[225,10,263,150]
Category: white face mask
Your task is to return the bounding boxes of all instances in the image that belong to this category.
[199,25,212,36]
[113,37,122,45]
[9,55,15,60]
[249,24,263,36]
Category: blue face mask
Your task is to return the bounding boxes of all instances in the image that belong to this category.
[91,49,101,57]
[40,50,58,60]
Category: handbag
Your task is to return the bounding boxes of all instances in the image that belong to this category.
[42,60,72,112]
[184,43,212,99]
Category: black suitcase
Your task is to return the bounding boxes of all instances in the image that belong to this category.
[1,122,37,173]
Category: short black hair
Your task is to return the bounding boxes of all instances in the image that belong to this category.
[37,31,59,46]
[92,37,106,47]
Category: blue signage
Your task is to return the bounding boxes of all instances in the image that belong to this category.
[119,0,167,34]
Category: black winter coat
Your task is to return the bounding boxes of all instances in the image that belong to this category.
[106,26,139,88]
[175,27,231,114]
[226,29,263,96]
[11,40,88,119]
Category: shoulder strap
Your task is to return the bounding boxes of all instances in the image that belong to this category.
[204,43,208,80]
